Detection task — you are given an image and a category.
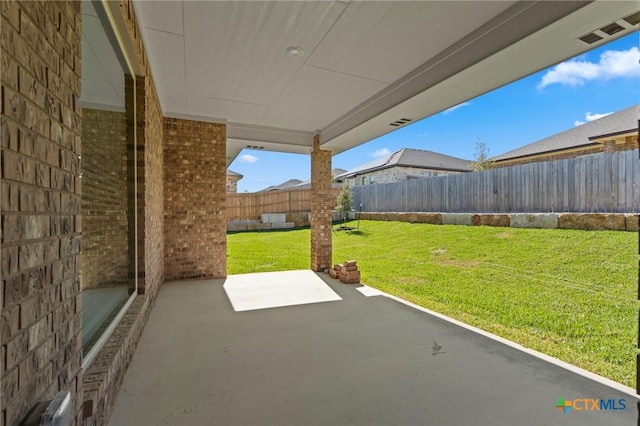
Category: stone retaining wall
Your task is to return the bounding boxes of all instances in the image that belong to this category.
[358,212,638,232]
[228,212,357,232]
[228,221,295,232]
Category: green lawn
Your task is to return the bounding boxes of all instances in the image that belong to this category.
[227,220,638,387]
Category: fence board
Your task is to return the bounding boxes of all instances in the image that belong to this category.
[575,156,585,212]
[351,150,638,214]
[630,153,640,212]
[228,151,637,221]
[611,151,619,212]
[586,155,593,212]
[546,161,554,212]
[227,187,341,221]
[626,151,633,211]
[598,153,605,212]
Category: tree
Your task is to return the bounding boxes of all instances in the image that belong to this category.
[336,182,353,226]
[471,139,495,171]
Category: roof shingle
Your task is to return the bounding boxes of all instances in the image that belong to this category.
[336,148,471,179]
[492,104,639,161]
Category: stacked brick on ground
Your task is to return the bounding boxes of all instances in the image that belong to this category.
[330,260,361,284]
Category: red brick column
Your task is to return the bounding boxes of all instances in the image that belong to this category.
[310,135,333,272]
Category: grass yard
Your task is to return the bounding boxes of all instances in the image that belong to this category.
[227,220,638,387]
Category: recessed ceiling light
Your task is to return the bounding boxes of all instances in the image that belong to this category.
[286,46,305,57]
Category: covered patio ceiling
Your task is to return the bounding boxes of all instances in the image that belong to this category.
[130,1,638,165]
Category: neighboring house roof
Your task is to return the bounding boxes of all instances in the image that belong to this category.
[293,181,342,189]
[226,169,243,179]
[336,148,472,179]
[294,168,348,189]
[332,168,348,177]
[258,178,304,192]
[589,126,638,142]
[492,104,639,162]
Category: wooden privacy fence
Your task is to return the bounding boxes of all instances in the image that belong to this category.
[227,187,341,221]
[352,149,639,214]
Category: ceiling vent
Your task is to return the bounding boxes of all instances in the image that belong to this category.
[246,145,264,150]
[579,32,603,44]
[578,15,634,45]
[623,11,640,26]
[600,22,625,35]
[389,117,413,127]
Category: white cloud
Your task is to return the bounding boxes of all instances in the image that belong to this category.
[238,154,258,163]
[573,111,613,127]
[371,148,391,158]
[538,47,640,89]
[585,111,613,121]
[443,102,471,114]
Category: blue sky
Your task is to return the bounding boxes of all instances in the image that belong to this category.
[231,32,639,193]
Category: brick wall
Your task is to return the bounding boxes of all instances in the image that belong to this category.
[310,135,333,272]
[226,174,240,193]
[164,118,227,280]
[81,108,129,289]
[138,73,164,298]
[119,73,166,296]
[1,1,84,425]
[616,135,639,152]
[80,2,165,426]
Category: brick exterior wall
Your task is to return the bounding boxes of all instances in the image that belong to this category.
[1,1,84,425]
[310,135,333,272]
[164,118,227,280]
[81,2,165,426]
[345,166,466,187]
[493,135,639,168]
[81,109,129,289]
[603,135,638,153]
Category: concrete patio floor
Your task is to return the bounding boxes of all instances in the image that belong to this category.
[109,271,637,426]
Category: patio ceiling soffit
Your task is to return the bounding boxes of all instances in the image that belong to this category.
[128,1,639,165]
